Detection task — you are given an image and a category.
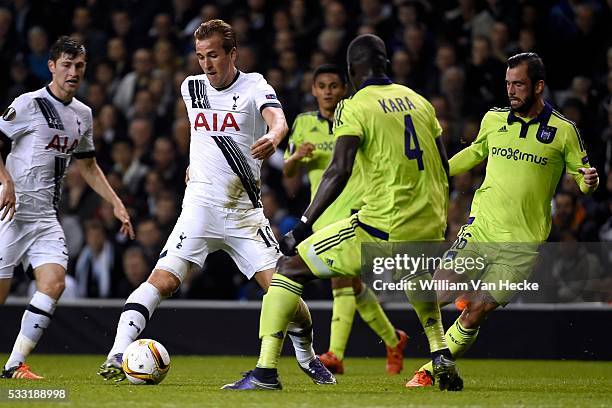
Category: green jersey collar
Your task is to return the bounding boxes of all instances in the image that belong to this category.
[507,101,552,126]
[507,102,553,139]
[317,111,333,134]
[359,76,393,90]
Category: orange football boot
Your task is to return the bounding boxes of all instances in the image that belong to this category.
[405,370,434,388]
[318,351,344,374]
[1,363,44,380]
[385,330,408,374]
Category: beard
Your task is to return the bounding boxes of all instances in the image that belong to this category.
[510,88,536,114]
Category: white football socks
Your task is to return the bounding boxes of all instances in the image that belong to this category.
[5,291,57,370]
[108,282,162,358]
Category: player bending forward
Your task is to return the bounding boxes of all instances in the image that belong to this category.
[97,20,335,385]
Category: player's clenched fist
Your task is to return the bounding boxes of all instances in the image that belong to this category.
[0,178,16,221]
[578,167,598,187]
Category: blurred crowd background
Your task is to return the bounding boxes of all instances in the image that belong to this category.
[0,0,610,302]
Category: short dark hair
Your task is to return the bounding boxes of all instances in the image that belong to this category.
[507,52,545,85]
[194,19,236,53]
[347,34,387,73]
[313,64,347,85]
[49,35,86,62]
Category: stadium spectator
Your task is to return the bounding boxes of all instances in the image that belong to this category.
[111,138,148,195]
[465,35,506,113]
[135,218,163,269]
[153,190,179,240]
[391,49,414,88]
[425,43,457,96]
[71,7,106,58]
[443,0,477,59]
[113,48,155,116]
[489,21,513,63]
[151,137,183,189]
[75,219,122,298]
[85,82,107,114]
[127,117,154,165]
[114,245,150,298]
[551,229,606,302]
[26,26,50,83]
[551,191,599,242]
[106,37,129,78]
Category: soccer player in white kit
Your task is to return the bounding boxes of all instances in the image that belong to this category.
[98,20,335,386]
[0,37,134,379]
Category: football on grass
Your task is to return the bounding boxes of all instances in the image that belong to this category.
[122,339,171,385]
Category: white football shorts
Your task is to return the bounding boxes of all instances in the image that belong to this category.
[155,203,281,281]
[0,218,68,279]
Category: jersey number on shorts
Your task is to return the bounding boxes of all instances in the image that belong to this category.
[258,226,279,253]
[404,114,424,171]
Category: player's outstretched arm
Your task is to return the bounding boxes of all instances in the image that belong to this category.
[75,157,135,239]
[0,138,16,221]
[448,146,486,177]
[448,115,489,176]
[251,106,288,160]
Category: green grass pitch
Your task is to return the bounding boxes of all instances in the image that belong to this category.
[0,355,610,407]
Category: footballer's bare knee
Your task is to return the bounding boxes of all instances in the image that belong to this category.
[276,255,316,285]
[34,264,66,299]
[148,268,181,297]
[254,268,274,291]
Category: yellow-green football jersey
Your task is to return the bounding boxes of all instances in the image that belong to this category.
[333,78,449,241]
[285,111,334,197]
[285,111,365,231]
[449,103,593,242]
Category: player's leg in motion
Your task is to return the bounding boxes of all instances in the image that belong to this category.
[408,287,496,388]
[222,255,327,390]
[320,277,356,374]
[355,279,407,374]
[97,266,174,382]
[404,272,463,391]
[2,264,65,380]
[252,268,335,385]
[321,277,407,374]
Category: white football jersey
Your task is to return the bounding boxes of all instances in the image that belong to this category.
[0,86,95,220]
[180,71,282,209]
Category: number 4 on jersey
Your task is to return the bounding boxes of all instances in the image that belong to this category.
[404,114,424,171]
